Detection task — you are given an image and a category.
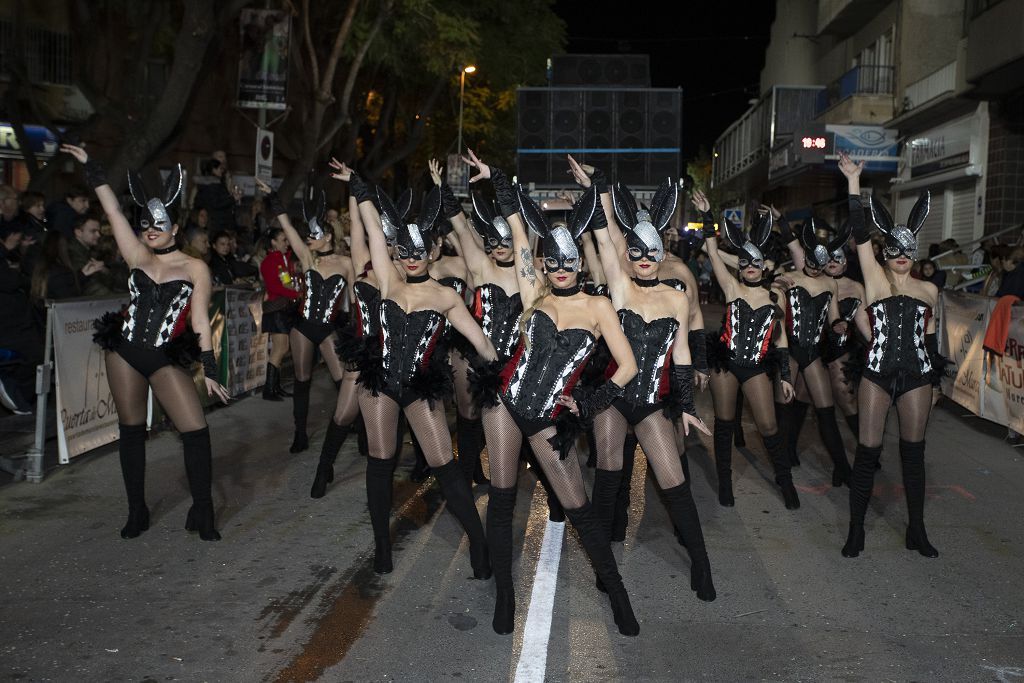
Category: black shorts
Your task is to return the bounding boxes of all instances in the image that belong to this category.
[501,397,551,437]
[115,343,174,378]
[293,318,336,345]
[789,344,821,370]
[719,361,767,384]
[380,383,424,409]
[861,369,932,400]
[612,398,662,425]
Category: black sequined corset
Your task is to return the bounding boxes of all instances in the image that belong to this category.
[123,269,194,348]
[835,297,861,347]
[472,283,523,359]
[720,299,776,366]
[379,299,446,390]
[619,309,677,406]
[300,270,346,324]
[865,296,932,376]
[501,310,596,422]
[662,278,687,292]
[352,280,381,338]
[786,286,832,350]
[437,276,468,299]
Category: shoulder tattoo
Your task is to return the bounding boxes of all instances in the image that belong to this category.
[519,247,537,284]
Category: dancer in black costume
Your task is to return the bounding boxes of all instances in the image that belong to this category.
[330,159,498,577]
[461,150,640,637]
[63,143,229,541]
[696,190,799,509]
[838,153,943,559]
[567,156,715,602]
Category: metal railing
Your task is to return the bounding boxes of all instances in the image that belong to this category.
[816,65,894,115]
[0,21,72,85]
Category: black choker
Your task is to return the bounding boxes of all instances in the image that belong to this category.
[551,283,582,297]
[316,249,335,257]
[152,244,179,255]
[495,259,515,268]
[740,277,764,288]
[632,277,659,288]
[406,272,430,283]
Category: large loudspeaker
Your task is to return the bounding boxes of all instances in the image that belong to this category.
[551,55,650,87]
[516,87,681,187]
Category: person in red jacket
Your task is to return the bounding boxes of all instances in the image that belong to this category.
[260,227,299,400]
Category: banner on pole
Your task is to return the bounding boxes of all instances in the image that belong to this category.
[237,9,291,110]
[255,128,274,183]
[51,296,128,463]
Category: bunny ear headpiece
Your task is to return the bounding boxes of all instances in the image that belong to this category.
[396,188,414,221]
[470,192,512,251]
[127,164,185,232]
[302,172,328,240]
[869,191,929,260]
[722,210,773,269]
[378,186,440,261]
[612,179,678,263]
[517,184,596,273]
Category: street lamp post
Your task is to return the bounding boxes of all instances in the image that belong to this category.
[457,65,476,157]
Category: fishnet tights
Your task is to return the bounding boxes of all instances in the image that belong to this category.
[289,328,345,383]
[331,374,361,425]
[450,350,479,420]
[106,351,206,433]
[594,407,686,488]
[358,389,454,466]
[858,379,931,448]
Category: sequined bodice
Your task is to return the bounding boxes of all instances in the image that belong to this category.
[123,269,193,348]
[473,283,523,360]
[865,295,932,375]
[720,299,776,366]
[353,280,381,337]
[301,269,346,324]
[618,309,677,405]
[786,286,832,349]
[379,299,446,390]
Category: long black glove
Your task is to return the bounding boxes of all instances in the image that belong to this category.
[589,166,608,195]
[200,351,218,381]
[590,200,608,231]
[776,215,795,244]
[925,333,947,387]
[84,160,107,189]
[774,346,792,385]
[349,172,373,204]
[848,195,871,245]
[572,379,624,421]
[665,363,698,419]
[490,167,517,218]
[265,190,287,219]
[701,210,717,240]
[688,329,708,375]
[440,182,462,219]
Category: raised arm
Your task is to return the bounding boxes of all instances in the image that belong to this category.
[765,204,804,271]
[347,194,371,273]
[255,178,314,271]
[693,190,736,301]
[567,156,624,290]
[443,290,498,362]
[839,152,883,288]
[61,144,148,267]
[430,158,489,282]
[329,160,398,294]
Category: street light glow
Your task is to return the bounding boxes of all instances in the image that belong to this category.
[463,65,477,73]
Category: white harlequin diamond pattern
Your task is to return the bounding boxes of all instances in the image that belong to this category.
[155,285,193,347]
[322,279,346,324]
[645,328,676,404]
[379,307,392,373]
[539,339,594,416]
[915,304,931,373]
[867,305,886,372]
[788,289,802,342]
[302,271,314,320]
[811,293,831,346]
[754,314,773,362]
[727,303,740,352]
[123,275,140,339]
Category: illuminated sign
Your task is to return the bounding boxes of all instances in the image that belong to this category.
[801,136,828,149]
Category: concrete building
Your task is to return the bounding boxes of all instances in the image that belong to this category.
[713,0,1024,250]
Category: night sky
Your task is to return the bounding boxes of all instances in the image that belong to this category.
[553,1,775,158]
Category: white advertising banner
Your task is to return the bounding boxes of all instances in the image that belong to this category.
[939,291,990,415]
[996,308,1024,434]
[51,296,128,463]
[223,287,268,395]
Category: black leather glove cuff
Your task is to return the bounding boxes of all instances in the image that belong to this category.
[589,167,608,195]
[266,191,287,219]
[590,203,608,231]
[777,216,795,244]
[349,173,373,204]
[774,347,792,384]
[670,364,697,416]
[200,350,218,381]
[688,329,708,375]
[83,160,107,189]
[440,183,462,219]
[701,210,717,239]
[574,379,624,421]
[490,168,517,218]
[849,195,872,245]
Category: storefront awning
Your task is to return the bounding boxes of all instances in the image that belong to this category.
[892,164,982,193]
[0,123,61,161]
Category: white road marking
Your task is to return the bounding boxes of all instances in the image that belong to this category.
[512,518,565,683]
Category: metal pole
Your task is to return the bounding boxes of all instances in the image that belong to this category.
[26,304,54,482]
[457,69,465,156]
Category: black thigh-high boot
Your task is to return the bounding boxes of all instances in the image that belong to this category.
[675,447,693,547]
[274,361,292,397]
[663,481,716,601]
[290,379,312,453]
[456,415,487,485]
[310,419,351,498]
[564,502,639,636]
[118,423,149,539]
[734,394,746,447]
[900,439,938,558]
[182,427,221,541]
[713,418,736,507]
[611,434,637,541]
[786,400,810,467]
[591,467,623,591]
[263,362,283,401]
[366,457,395,573]
[842,444,882,557]
[433,460,492,579]
[487,486,517,634]
[816,406,852,487]
[764,432,800,509]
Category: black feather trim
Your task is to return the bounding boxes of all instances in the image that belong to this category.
[335,325,368,370]
[355,340,386,395]
[580,338,611,388]
[841,350,865,386]
[929,354,950,388]
[706,334,733,373]
[406,356,453,409]
[548,409,587,460]
[163,330,201,369]
[92,310,127,350]
[467,358,505,409]
[449,329,475,360]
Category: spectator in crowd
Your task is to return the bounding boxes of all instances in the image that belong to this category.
[46,186,91,238]
[18,191,47,241]
[935,238,967,288]
[0,221,43,409]
[971,237,995,266]
[182,226,210,261]
[248,196,269,241]
[208,229,257,286]
[0,185,21,232]
[917,259,947,289]
[996,248,1024,298]
[67,215,123,295]
[30,231,105,305]
[187,207,210,233]
[193,158,241,232]
[259,227,299,400]
[982,245,1010,296]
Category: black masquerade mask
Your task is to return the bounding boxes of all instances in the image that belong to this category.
[612,178,678,263]
[302,172,329,241]
[869,191,930,261]
[518,184,597,273]
[721,210,773,270]
[378,186,440,261]
[127,165,184,232]
[471,192,513,252]
[802,217,852,270]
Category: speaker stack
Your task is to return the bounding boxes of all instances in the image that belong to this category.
[517,55,681,187]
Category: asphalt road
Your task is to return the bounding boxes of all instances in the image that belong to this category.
[2,355,1023,682]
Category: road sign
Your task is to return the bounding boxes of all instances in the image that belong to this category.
[255,128,274,183]
[723,206,744,227]
[447,153,469,197]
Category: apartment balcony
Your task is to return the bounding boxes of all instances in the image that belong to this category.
[965,0,1024,96]
[712,86,822,189]
[817,0,891,38]
[815,65,894,124]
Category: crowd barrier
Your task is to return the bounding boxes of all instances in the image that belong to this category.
[938,290,1024,431]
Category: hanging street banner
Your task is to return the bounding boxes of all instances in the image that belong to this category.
[237,9,291,110]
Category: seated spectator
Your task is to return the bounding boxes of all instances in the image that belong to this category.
[182,226,209,260]
[917,259,947,289]
[30,231,106,313]
[68,214,126,295]
[996,248,1024,298]
[46,186,90,238]
[0,221,43,404]
[982,245,1010,296]
[208,229,257,286]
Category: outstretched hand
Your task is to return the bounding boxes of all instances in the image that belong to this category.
[566,155,593,188]
[460,148,491,183]
[681,412,711,437]
[428,158,443,186]
[760,203,782,220]
[780,380,795,403]
[838,151,864,179]
[60,144,88,164]
[205,377,231,405]
[691,189,710,213]
[254,177,272,195]
[328,157,353,182]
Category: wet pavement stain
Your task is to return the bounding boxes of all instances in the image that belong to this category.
[256,565,339,640]
[268,478,445,683]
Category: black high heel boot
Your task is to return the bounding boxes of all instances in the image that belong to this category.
[118,423,149,539]
[591,468,623,592]
[664,481,716,602]
[733,394,746,448]
[900,439,938,558]
[310,420,351,498]
[764,432,800,509]
[488,486,517,634]
[366,457,395,573]
[786,400,810,467]
[456,415,487,486]
[611,436,637,540]
[274,363,292,397]
[263,363,283,401]
[564,503,639,636]
[182,427,220,541]
[434,460,491,579]
[816,406,851,487]
[713,418,736,507]
[843,443,882,557]
[290,379,311,453]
